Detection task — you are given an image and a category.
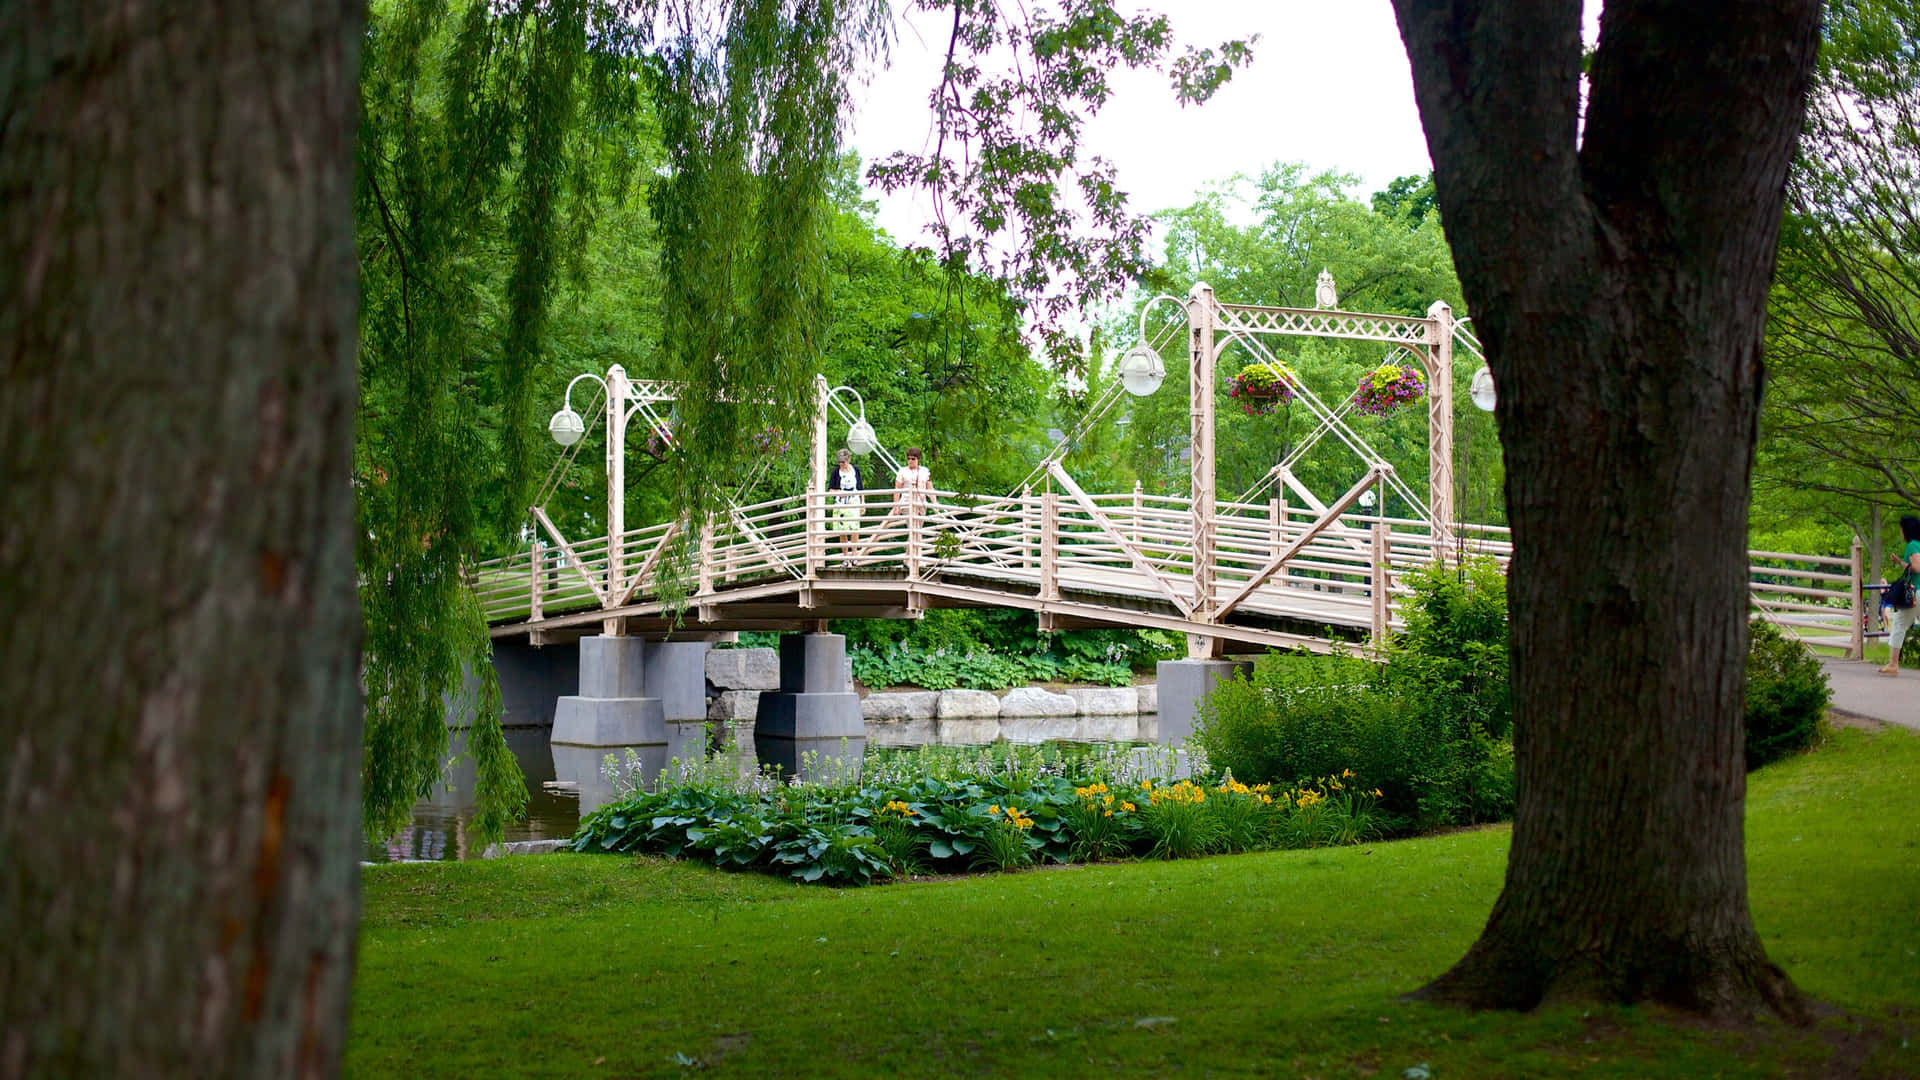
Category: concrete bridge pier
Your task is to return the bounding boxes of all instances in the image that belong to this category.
[551,636,710,748]
[755,632,864,782]
[1154,657,1253,746]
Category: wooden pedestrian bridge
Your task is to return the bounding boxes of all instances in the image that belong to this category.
[474,283,1872,662]
[473,487,1869,661]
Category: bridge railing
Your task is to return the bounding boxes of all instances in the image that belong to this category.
[470,488,1865,661]
[1746,547,1861,657]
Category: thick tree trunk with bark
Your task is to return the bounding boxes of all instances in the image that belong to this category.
[1388,0,1823,1017]
[1,4,365,1075]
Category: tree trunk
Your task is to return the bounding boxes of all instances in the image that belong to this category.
[1388,0,1822,1017]
[1,4,365,1075]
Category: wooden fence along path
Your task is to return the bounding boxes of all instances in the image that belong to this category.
[473,488,1868,659]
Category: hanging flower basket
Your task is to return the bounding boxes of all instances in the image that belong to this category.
[751,425,789,456]
[1226,363,1297,417]
[644,420,682,461]
[1351,363,1426,416]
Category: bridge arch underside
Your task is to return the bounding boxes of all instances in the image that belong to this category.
[490,563,1375,653]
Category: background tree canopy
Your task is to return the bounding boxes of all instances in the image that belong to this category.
[1756,0,1920,571]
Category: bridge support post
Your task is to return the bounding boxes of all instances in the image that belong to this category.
[755,633,864,782]
[1187,282,1218,626]
[1849,536,1864,661]
[1155,657,1251,746]
[1424,301,1455,557]
[552,635,665,748]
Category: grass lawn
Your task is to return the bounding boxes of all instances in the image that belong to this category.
[349,727,1920,1078]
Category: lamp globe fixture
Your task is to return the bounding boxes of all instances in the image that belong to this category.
[548,407,586,447]
[1118,344,1166,397]
[1470,366,1498,413]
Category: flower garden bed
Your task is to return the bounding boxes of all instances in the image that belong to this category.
[567,742,1387,885]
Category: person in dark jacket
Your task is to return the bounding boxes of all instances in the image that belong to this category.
[828,447,865,565]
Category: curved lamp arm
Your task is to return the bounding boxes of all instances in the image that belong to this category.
[548,372,609,447]
[825,384,890,469]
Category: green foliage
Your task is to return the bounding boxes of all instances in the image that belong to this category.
[567,739,1410,886]
[1195,559,1515,830]
[1758,0,1920,517]
[838,608,1175,690]
[1745,620,1832,769]
[1387,558,1512,740]
[818,161,1052,495]
[1370,173,1439,226]
[848,641,1131,691]
[356,0,657,844]
[646,0,889,602]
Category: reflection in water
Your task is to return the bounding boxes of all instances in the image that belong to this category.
[366,713,1157,862]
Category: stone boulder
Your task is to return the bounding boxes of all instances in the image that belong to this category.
[706,647,780,691]
[708,689,762,722]
[937,689,1001,718]
[1067,687,1137,716]
[998,687,1077,717]
[1135,683,1158,714]
[862,691,938,721]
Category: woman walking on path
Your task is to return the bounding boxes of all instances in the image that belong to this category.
[1878,514,1920,677]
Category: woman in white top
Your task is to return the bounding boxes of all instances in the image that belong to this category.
[828,448,864,565]
[894,447,932,566]
[893,447,931,508]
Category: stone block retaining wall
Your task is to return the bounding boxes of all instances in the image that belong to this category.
[705,647,1156,724]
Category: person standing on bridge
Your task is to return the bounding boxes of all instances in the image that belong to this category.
[894,447,932,506]
[895,448,933,568]
[829,447,865,566]
[1877,514,1920,678]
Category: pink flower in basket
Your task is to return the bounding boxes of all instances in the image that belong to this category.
[1351,363,1426,416]
[1226,363,1297,417]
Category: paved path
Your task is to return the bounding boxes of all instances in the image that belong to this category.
[1819,658,1917,731]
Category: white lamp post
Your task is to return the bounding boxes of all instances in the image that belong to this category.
[547,365,645,610]
[548,406,585,446]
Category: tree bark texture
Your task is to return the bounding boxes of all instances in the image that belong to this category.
[1,4,365,1076]
[1388,0,1822,1016]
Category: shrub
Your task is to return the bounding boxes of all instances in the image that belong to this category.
[1194,651,1464,827]
[1386,557,1511,740]
[1195,556,1515,833]
[1193,650,1382,787]
[836,609,1177,688]
[1745,620,1830,769]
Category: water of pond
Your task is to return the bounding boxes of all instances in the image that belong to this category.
[364,713,1159,863]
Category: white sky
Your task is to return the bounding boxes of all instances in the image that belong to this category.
[846,2,1601,243]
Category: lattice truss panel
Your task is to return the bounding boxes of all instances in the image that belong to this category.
[1214,303,1434,346]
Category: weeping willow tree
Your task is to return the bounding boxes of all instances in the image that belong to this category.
[645,0,891,598]
[355,0,890,844]
[356,0,654,843]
